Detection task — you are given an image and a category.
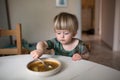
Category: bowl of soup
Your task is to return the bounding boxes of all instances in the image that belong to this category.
[27,58,62,76]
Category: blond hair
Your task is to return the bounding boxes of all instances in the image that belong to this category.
[54,12,78,33]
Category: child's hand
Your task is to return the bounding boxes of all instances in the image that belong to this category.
[30,50,42,59]
[72,53,82,61]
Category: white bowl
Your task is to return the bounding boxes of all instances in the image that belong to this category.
[27,58,62,77]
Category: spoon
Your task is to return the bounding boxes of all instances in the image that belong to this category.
[37,58,46,66]
[37,58,52,69]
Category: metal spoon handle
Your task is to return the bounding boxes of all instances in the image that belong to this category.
[37,59,45,65]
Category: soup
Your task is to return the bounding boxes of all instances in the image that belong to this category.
[27,60,59,72]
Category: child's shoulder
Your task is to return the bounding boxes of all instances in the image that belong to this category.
[75,38,84,42]
[75,38,85,45]
[47,38,59,43]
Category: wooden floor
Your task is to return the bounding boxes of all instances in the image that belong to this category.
[82,34,120,71]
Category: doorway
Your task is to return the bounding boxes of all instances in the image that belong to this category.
[82,0,95,35]
[81,0,96,41]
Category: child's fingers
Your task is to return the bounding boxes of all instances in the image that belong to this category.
[30,50,39,59]
[33,54,38,59]
[72,53,82,61]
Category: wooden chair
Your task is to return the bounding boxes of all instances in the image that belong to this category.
[0,23,22,55]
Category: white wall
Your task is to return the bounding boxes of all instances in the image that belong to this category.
[113,0,120,51]
[101,0,115,48]
[8,0,81,43]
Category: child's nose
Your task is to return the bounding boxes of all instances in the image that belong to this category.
[60,33,64,38]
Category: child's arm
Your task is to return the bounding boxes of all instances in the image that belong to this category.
[72,52,89,61]
[72,45,90,61]
[80,45,90,60]
[30,41,48,59]
[81,52,89,60]
[36,41,48,53]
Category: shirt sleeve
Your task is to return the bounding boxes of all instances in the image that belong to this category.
[46,38,56,49]
[81,45,89,54]
[77,40,89,55]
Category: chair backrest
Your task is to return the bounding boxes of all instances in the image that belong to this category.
[0,23,22,55]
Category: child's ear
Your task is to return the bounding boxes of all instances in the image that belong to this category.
[73,32,77,37]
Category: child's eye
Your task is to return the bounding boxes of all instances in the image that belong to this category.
[57,32,61,34]
[64,33,69,35]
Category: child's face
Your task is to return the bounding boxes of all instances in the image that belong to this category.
[55,30,76,45]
